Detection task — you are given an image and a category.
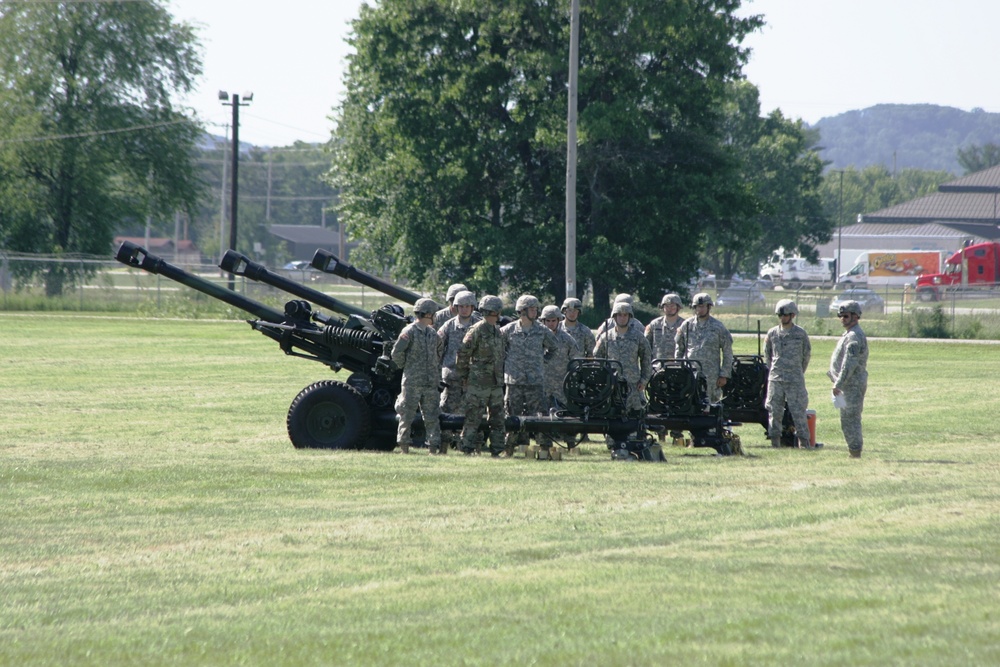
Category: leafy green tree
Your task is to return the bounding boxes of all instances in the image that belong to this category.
[957,143,1000,174]
[820,166,951,232]
[703,81,830,278]
[331,0,762,306]
[0,1,203,294]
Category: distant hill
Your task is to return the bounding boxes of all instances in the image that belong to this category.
[812,104,1000,175]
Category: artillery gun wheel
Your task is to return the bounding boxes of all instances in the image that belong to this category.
[287,380,371,449]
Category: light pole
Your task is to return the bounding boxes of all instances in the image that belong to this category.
[837,169,844,281]
[564,0,580,301]
[219,90,253,290]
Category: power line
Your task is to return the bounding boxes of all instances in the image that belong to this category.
[0,119,189,146]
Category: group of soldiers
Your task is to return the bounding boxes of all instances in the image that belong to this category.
[390,281,869,459]
[390,284,741,458]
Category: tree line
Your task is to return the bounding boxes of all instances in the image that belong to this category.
[3,1,998,301]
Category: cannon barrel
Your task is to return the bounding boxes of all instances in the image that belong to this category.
[311,249,423,305]
[115,241,285,323]
[219,250,370,319]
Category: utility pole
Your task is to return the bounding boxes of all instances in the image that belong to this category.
[564,0,580,301]
[220,91,253,290]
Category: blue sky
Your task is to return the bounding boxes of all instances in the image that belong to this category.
[170,0,1000,146]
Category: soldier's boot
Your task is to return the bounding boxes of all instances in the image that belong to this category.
[399,443,410,454]
[849,449,862,459]
[438,441,449,456]
[770,435,781,448]
[536,446,551,461]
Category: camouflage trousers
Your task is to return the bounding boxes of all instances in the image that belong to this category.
[838,382,867,453]
[505,383,549,449]
[699,368,723,404]
[461,384,505,454]
[395,384,441,449]
[440,381,468,446]
[765,379,810,447]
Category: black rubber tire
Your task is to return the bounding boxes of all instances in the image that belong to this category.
[287,380,371,449]
[916,288,937,302]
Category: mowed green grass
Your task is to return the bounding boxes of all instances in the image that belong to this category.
[1,313,999,666]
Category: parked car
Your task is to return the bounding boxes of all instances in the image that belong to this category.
[715,283,766,309]
[282,260,321,282]
[830,288,885,315]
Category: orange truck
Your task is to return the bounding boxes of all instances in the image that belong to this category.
[838,250,943,288]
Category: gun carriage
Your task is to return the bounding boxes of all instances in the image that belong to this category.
[116,242,773,458]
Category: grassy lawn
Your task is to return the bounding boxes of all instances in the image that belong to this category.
[1,313,998,666]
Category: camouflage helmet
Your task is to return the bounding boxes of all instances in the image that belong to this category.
[613,293,634,305]
[413,298,437,316]
[659,293,683,308]
[445,283,469,302]
[611,301,633,316]
[515,294,541,313]
[478,295,503,314]
[837,300,863,316]
[453,290,477,307]
[691,292,714,307]
[540,305,564,320]
[561,297,583,312]
[775,298,798,316]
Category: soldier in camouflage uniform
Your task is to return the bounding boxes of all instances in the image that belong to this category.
[594,302,652,415]
[390,298,444,454]
[645,293,685,443]
[675,292,733,404]
[764,299,812,448]
[501,294,558,458]
[597,293,645,337]
[829,300,869,458]
[437,291,483,450]
[645,293,684,359]
[540,305,581,410]
[433,283,469,329]
[456,295,507,456]
[560,297,596,358]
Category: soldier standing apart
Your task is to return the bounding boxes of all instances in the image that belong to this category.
[675,293,734,404]
[594,302,652,415]
[540,305,581,411]
[560,297,596,358]
[645,293,685,443]
[456,296,507,456]
[764,299,812,448]
[438,291,482,450]
[390,298,444,454]
[433,283,469,329]
[829,300,869,458]
[501,295,558,458]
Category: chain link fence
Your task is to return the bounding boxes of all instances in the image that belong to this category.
[4,253,1000,338]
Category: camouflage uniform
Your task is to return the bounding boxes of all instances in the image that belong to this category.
[390,321,444,451]
[560,321,596,359]
[764,322,812,447]
[645,315,683,359]
[593,323,653,413]
[437,311,483,416]
[457,319,507,455]
[543,327,581,409]
[501,319,558,451]
[829,322,869,455]
[675,315,734,403]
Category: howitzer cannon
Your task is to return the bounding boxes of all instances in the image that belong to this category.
[117,241,410,450]
[116,241,768,457]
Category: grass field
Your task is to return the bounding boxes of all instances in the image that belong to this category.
[2,313,999,666]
